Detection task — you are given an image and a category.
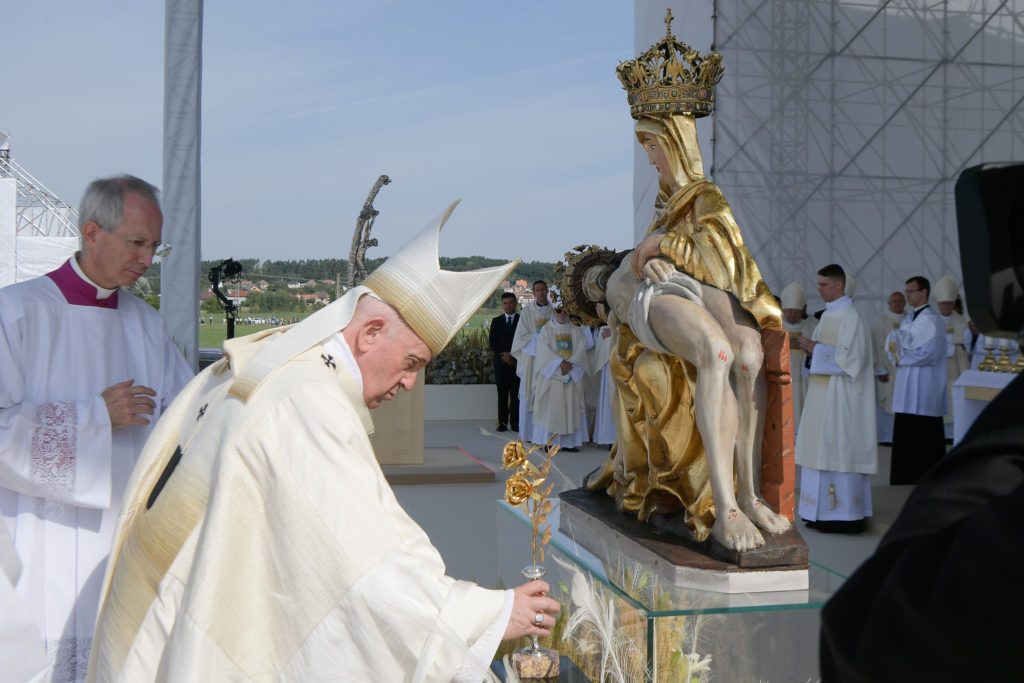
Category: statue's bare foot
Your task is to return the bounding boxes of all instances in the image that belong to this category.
[739,497,791,535]
[710,507,765,552]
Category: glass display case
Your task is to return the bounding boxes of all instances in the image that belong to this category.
[496,500,845,681]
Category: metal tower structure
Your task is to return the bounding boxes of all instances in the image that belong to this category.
[0,135,80,238]
[711,0,1024,310]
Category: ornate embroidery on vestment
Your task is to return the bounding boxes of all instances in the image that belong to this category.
[197,403,208,421]
[30,401,76,498]
[47,635,90,682]
[321,353,336,369]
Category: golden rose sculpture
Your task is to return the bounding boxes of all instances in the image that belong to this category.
[502,438,558,572]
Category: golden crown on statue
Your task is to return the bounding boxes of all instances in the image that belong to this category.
[617,8,724,119]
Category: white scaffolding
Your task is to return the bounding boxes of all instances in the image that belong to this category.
[709,0,1024,311]
[0,133,80,286]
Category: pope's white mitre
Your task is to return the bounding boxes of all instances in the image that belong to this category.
[364,200,518,355]
[780,281,806,310]
[934,275,959,303]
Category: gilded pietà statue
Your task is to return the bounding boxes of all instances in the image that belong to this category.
[560,10,792,552]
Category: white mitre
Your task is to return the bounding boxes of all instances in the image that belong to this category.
[364,200,519,355]
[227,200,517,401]
[845,271,857,296]
[934,275,959,303]
[780,281,806,310]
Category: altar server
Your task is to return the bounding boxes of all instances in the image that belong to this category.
[0,175,192,681]
[88,202,558,683]
[794,265,877,531]
[887,276,947,484]
[779,281,817,432]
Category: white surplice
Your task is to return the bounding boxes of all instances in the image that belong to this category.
[510,301,550,442]
[529,319,588,449]
[89,288,511,683]
[795,297,876,521]
[887,306,947,417]
[0,269,192,681]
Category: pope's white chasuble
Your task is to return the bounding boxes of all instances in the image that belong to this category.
[89,289,508,683]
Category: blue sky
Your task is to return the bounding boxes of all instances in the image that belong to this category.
[5,1,638,262]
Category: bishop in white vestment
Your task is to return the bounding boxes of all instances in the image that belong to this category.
[872,291,908,443]
[779,282,817,433]
[88,203,558,683]
[510,281,551,442]
[0,175,192,682]
[795,267,876,528]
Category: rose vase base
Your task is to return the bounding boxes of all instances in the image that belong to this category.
[513,649,560,679]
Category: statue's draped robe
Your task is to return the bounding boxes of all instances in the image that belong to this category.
[89,289,508,683]
[587,179,781,541]
[0,260,191,682]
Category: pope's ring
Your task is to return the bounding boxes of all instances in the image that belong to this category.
[534,612,544,625]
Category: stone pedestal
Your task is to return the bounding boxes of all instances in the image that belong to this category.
[370,369,425,465]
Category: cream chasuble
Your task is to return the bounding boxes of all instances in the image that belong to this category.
[89,288,508,683]
[529,320,588,448]
[510,302,550,440]
[0,265,192,682]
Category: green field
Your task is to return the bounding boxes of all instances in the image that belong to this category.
[197,308,500,350]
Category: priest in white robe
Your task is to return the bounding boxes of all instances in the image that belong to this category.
[872,291,908,443]
[0,176,192,682]
[795,265,876,532]
[510,281,551,443]
[529,291,590,451]
[88,202,559,683]
[887,276,947,485]
[779,281,817,433]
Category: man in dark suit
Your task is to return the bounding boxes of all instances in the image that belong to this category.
[489,292,520,432]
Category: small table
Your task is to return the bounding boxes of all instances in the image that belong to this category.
[951,370,1015,445]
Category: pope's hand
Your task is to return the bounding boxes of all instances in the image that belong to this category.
[631,232,664,279]
[502,580,561,641]
[103,380,157,430]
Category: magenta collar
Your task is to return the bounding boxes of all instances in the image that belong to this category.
[45,260,119,309]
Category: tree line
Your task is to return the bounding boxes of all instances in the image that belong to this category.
[147,257,558,310]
